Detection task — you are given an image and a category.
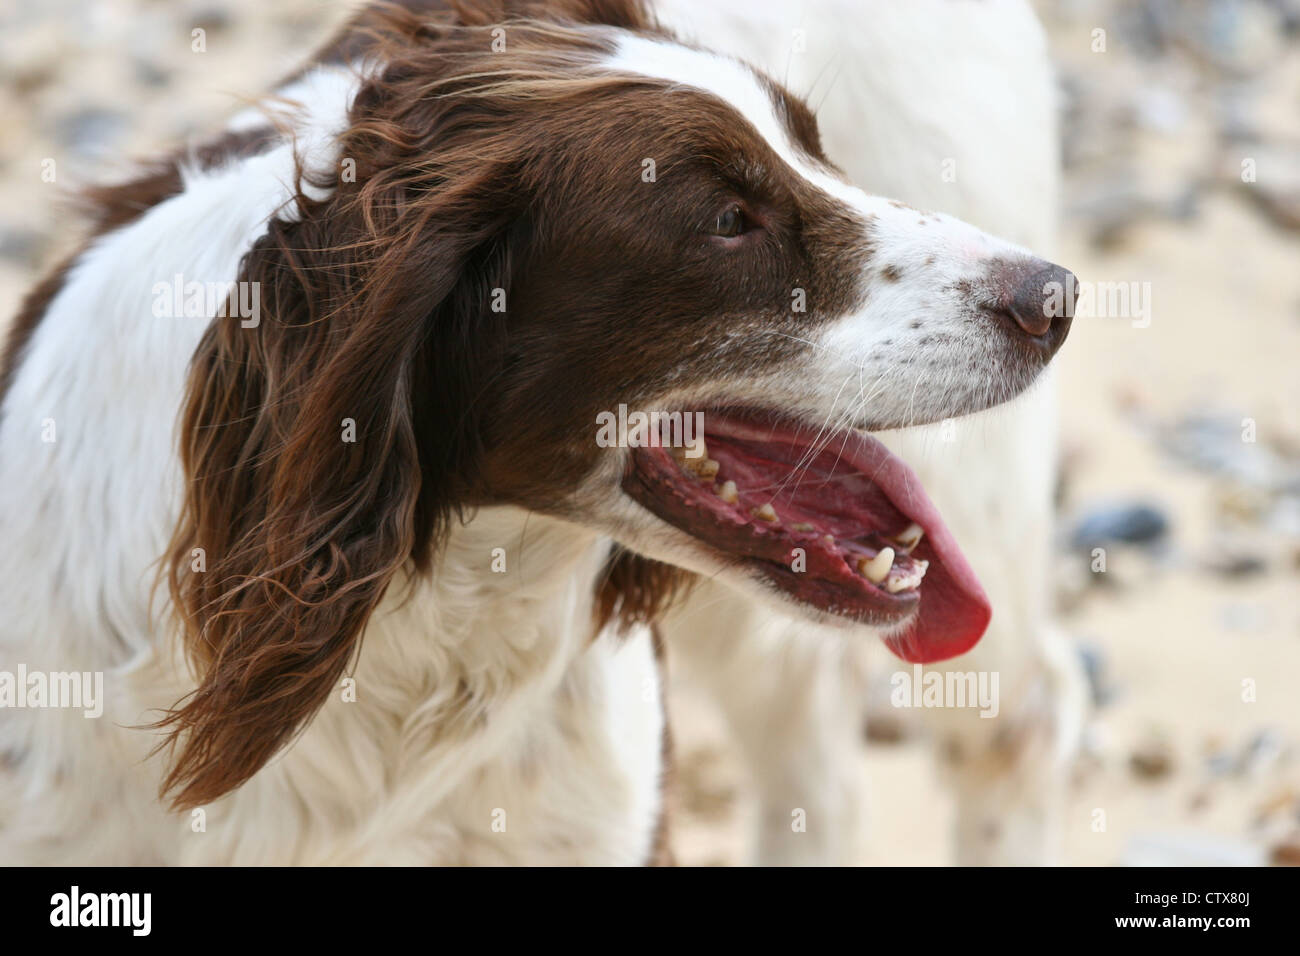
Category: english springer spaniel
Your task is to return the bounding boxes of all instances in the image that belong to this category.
[0,0,1073,864]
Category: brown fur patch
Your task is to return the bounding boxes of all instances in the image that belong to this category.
[596,548,695,634]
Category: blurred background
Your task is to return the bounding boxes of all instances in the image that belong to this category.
[1,0,1297,864]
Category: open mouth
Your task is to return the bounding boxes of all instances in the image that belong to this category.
[622,408,991,663]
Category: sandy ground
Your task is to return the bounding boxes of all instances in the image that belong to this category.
[1,0,1297,865]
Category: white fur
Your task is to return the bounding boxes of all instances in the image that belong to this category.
[0,63,664,865]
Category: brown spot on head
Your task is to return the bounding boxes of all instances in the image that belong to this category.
[882,263,903,282]
[754,72,831,167]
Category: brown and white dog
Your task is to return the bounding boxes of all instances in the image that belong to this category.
[0,0,1074,864]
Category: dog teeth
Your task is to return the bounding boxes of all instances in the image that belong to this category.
[791,522,815,532]
[683,457,719,479]
[754,502,778,523]
[676,450,719,479]
[717,480,739,504]
[885,559,930,593]
[858,546,894,584]
[894,522,924,551]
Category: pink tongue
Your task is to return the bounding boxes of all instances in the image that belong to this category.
[834,430,991,662]
[709,418,991,662]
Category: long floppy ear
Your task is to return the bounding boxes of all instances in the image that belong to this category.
[158,100,519,810]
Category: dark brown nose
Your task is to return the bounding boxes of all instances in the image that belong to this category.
[980,257,1077,359]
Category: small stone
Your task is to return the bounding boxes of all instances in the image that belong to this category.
[1270,836,1300,866]
[0,227,46,266]
[1070,502,1170,550]
[1238,729,1287,775]
[1203,548,1268,579]
[1130,735,1175,780]
[52,107,128,158]
[864,715,906,745]
[1206,750,1236,777]
[1214,484,1271,524]
[1253,787,1298,824]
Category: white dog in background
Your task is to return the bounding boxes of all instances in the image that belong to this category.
[657,0,1088,865]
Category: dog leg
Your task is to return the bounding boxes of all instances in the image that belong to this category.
[932,623,1087,866]
[882,384,1088,865]
[663,582,869,866]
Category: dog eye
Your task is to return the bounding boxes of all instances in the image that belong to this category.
[711,205,746,238]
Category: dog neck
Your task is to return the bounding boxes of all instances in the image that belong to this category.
[376,506,610,685]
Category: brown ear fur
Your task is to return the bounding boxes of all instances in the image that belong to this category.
[596,549,695,635]
[157,20,529,810]
[158,0,677,809]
